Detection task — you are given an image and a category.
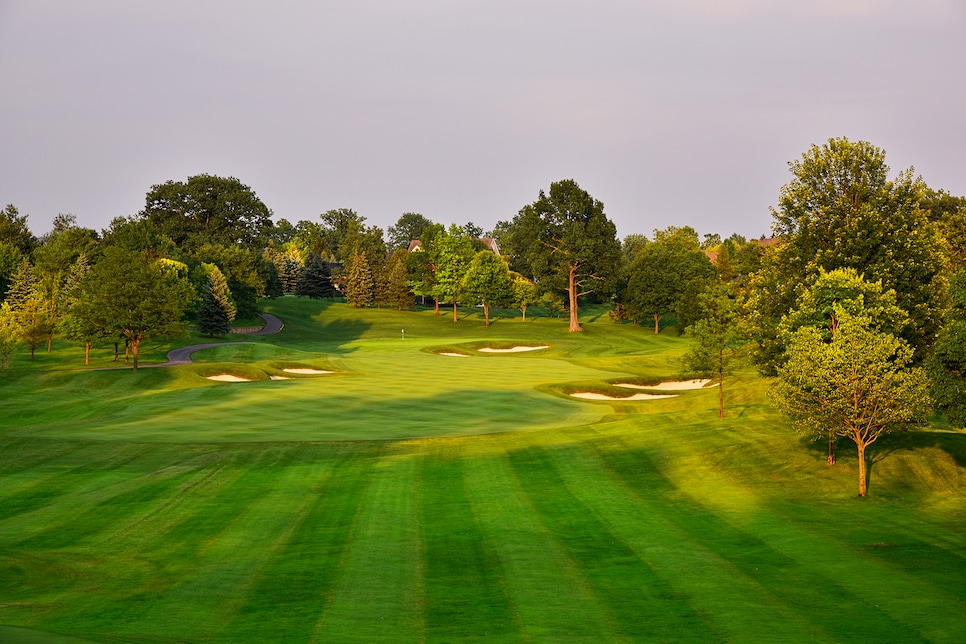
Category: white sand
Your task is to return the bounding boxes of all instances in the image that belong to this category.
[441,352,470,357]
[571,392,678,400]
[270,375,290,380]
[478,345,549,353]
[283,368,332,374]
[615,379,716,391]
[207,374,251,382]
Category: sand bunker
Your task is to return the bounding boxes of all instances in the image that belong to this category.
[206,374,251,382]
[478,345,549,353]
[441,352,470,357]
[571,392,678,401]
[615,379,715,391]
[270,375,290,380]
[282,368,332,374]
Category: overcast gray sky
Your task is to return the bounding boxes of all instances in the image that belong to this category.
[2,0,964,241]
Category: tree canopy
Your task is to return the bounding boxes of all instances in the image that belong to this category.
[139,175,274,250]
[772,306,931,496]
[511,179,621,332]
[749,138,947,374]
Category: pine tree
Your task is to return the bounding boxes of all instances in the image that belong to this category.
[207,266,236,323]
[345,252,374,308]
[198,285,232,336]
[385,253,413,310]
[295,253,337,299]
[3,259,51,359]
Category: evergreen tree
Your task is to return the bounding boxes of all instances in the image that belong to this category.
[345,252,374,308]
[198,283,232,336]
[295,253,336,299]
[2,259,51,360]
[383,250,413,310]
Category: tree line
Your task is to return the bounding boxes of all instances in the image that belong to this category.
[2,139,965,495]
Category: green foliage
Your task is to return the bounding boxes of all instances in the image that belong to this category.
[512,179,622,332]
[74,247,196,369]
[345,252,374,308]
[681,283,742,419]
[772,307,931,495]
[387,212,435,251]
[0,203,36,255]
[382,250,413,310]
[752,138,948,373]
[295,253,336,299]
[930,271,966,426]
[139,174,274,250]
[462,250,512,326]
[510,271,539,321]
[1,259,50,359]
[433,224,475,321]
[197,283,232,337]
[624,227,717,333]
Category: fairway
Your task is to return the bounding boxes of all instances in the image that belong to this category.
[1,299,964,643]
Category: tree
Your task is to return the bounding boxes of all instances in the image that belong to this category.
[74,247,196,369]
[0,241,25,303]
[510,272,538,321]
[513,179,622,332]
[433,224,475,322]
[387,212,435,251]
[345,252,374,308]
[295,253,337,299]
[383,250,414,311]
[0,204,37,256]
[771,307,930,496]
[192,243,266,320]
[139,174,274,250]
[197,278,232,337]
[462,221,484,239]
[33,226,100,351]
[751,138,947,374]
[405,223,445,313]
[2,259,50,359]
[624,228,717,333]
[462,250,512,326]
[681,284,742,420]
[929,271,966,427]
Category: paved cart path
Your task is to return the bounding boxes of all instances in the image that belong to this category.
[140,313,284,368]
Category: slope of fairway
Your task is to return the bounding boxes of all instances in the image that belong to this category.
[0,299,964,643]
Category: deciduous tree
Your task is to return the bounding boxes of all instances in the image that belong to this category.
[513,179,621,332]
[74,247,196,369]
[771,307,930,496]
[462,250,512,326]
[681,283,742,420]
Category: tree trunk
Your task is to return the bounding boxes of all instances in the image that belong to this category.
[522,306,527,322]
[452,301,458,322]
[85,342,91,366]
[857,441,867,497]
[131,339,140,370]
[827,433,836,466]
[568,265,581,332]
[483,303,490,326]
[47,334,53,352]
[654,313,660,334]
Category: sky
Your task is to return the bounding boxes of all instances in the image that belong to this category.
[2,0,965,242]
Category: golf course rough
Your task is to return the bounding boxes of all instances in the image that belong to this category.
[0,298,964,642]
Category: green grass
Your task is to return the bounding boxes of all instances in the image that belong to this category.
[0,298,964,642]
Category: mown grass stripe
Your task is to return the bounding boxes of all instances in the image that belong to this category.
[312,451,423,642]
[98,456,327,641]
[217,447,375,642]
[418,448,518,642]
[461,447,616,642]
[544,439,834,642]
[506,445,720,641]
